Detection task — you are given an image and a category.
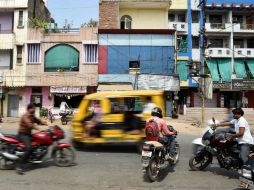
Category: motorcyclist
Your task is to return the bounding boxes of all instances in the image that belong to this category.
[146,107,177,160]
[213,108,254,164]
[16,103,49,175]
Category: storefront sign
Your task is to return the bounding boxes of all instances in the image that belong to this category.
[232,79,254,89]
[213,82,231,89]
[50,86,87,94]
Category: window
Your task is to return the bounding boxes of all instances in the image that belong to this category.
[120,15,132,29]
[168,14,175,22]
[232,15,243,23]
[234,39,244,48]
[209,39,223,48]
[129,61,140,69]
[16,45,23,64]
[247,40,254,48]
[178,14,186,22]
[45,44,79,72]
[192,37,199,48]
[84,44,98,63]
[209,15,222,23]
[192,11,199,23]
[18,11,23,27]
[27,43,41,63]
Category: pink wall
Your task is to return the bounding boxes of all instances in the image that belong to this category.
[24,87,54,109]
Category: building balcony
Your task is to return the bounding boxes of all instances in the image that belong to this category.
[0,0,27,8]
[205,48,232,58]
[234,48,254,58]
[169,22,187,32]
[205,23,231,33]
[0,33,14,49]
[233,23,254,33]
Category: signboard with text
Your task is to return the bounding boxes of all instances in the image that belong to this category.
[232,79,254,89]
[50,86,87,94]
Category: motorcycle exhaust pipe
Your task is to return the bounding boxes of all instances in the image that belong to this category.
[1,152,19,160]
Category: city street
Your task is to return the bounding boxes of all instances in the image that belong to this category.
[0,118,244,190]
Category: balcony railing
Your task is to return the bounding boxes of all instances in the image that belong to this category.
[240,24,254,30]
[206,48,232,58]
[169,22,187,32]
[234,48,254,58]
[210,23,226,29]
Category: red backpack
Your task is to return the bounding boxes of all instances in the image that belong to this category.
[145,119,160,141]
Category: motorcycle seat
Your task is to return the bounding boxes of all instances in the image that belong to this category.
[145,141,164,148]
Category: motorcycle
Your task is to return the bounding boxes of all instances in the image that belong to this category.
[141,125,180,182]
[189,118,254,172]
[60,110,73,125]
[0,125,75,170]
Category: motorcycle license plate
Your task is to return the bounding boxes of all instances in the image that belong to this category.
[142,151,152,157]
[240,176,254,187]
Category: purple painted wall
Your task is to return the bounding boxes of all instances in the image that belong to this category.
[0,12,13,33]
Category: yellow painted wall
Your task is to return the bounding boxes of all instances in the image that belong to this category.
[119,8,168,29]
[169,0,187,10]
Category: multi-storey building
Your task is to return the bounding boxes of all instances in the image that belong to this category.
[98,0,180,116]
[204,0,254,108]
[0,0,98,117]
[168,0,200,108]
[0,0,50,116]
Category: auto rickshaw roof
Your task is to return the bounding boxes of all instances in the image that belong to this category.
[84,90,164,100]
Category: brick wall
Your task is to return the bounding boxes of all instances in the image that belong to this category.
[99,1,119,29]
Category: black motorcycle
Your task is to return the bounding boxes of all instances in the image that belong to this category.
[60,110,73,125]
[189,122,254,171]
[141,125,180,182]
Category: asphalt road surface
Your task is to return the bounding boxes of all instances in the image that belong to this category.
[0,124,246,190]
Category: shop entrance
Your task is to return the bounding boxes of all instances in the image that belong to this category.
[54,95,84,108]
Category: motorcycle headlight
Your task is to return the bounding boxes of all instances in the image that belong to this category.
[202,140,210,145]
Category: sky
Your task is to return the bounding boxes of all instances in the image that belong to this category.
[47,0,99,28]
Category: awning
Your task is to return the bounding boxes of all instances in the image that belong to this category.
[206,59,220,82]
[97,84,133,91]
[234,59,247,79]
[247,59,254,78]
[176,60,188,81]
[217,59,231,82]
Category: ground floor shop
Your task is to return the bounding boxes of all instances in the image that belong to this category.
[176,86,254,109]
[0,86,96,117]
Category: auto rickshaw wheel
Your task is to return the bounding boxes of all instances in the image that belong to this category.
[72,140,83,150]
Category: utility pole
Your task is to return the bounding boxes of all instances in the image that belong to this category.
[200,0,206,127]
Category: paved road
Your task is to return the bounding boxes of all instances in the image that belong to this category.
[0,122,246,190]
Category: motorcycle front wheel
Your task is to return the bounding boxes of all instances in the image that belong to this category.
[146,157,160,182]
[189,153,212,171]
[53,147,75,167]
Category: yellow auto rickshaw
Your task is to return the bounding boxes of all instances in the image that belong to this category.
[71,90,166,148]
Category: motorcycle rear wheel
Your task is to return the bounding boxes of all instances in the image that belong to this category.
[146,158,159,182]
[189,153,212,171]
[53,147,75,167]
[0,155,15,170]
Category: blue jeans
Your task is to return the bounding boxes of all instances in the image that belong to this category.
[159,136,176,157]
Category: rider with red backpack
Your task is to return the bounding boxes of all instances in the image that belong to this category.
[145,107,177,160]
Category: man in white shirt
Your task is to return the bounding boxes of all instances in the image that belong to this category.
[215,108,254,163]
[59,101,70,114]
